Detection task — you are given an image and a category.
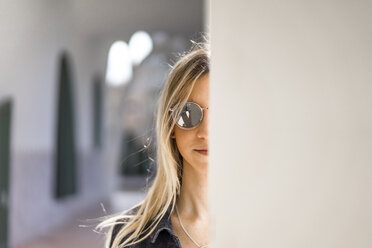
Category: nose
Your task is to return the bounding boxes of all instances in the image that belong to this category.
[196,110,209,140]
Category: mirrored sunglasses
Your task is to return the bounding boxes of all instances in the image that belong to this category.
[170,102,209,130]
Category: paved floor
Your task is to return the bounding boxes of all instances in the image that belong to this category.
[16,190,147,248]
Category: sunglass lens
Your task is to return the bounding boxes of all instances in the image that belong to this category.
[177,103,202,129]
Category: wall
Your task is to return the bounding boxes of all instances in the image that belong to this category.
[210,0,372,247]
[0,1,107,246]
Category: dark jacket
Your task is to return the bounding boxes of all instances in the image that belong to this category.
[110,208,182,248]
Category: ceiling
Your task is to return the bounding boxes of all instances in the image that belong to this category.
[71,0,205,38]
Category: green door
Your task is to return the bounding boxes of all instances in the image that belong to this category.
[0,99,12,248]
[55,54,77,199]
[92,75,103,148]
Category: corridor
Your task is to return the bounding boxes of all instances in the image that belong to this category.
[16,190,146,248]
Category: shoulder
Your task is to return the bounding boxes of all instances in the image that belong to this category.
[109,206,176,248]
[109,206,141,248]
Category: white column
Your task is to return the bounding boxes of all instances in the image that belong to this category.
[210,1,372,247]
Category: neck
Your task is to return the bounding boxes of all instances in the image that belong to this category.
[177,160,208,219]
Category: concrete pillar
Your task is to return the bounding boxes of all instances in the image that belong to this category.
[210,1,372,247]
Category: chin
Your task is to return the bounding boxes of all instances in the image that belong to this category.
[196,159,208,168]
[183,157,208,170]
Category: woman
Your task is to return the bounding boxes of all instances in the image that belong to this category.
[97,43,210,248]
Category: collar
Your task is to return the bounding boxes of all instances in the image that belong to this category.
[150,207,176,243]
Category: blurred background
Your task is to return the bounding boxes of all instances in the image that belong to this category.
[0,0,207,247]
[2,1,372,248]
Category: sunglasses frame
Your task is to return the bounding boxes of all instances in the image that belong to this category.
[169,102,209,130]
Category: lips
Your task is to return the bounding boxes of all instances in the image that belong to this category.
[194,149,208,156]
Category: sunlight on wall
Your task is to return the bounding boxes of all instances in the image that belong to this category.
[129,31,153,66]
[105,40,132,86]
[105,31,153,87]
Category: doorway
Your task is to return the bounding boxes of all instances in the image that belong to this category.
[55,53,77,199]
[0,99,12,248]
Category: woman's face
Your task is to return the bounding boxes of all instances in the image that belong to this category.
[174,73,209,172]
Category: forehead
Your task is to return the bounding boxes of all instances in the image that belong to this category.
[187,74,209,108]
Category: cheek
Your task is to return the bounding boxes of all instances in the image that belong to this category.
[174,131,186,153]
[174,128,193,156]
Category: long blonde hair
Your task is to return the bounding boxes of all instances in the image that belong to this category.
[97,42,210,248]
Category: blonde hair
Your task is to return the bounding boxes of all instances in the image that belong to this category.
[96,42,210,248]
